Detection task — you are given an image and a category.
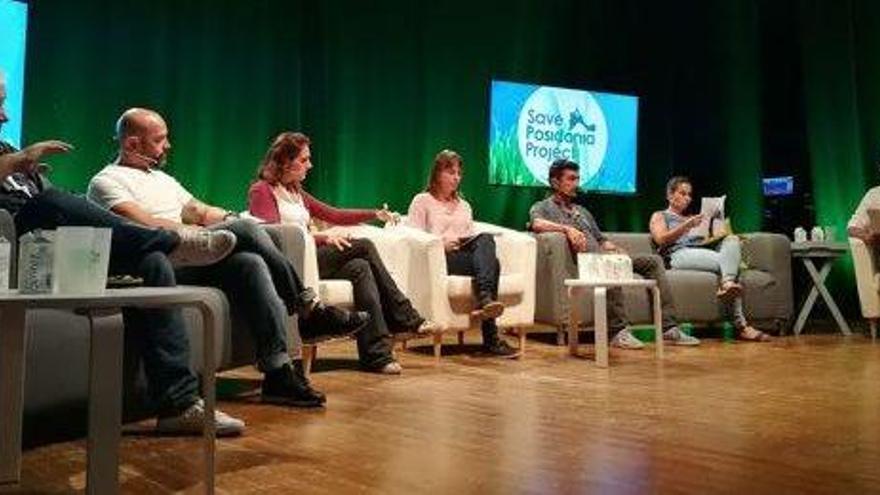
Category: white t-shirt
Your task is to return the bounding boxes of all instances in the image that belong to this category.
[274,185,311,228]
[849,186,880,230]
[87,164,193,222]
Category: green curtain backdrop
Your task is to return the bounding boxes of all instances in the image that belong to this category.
[16,0,880,316]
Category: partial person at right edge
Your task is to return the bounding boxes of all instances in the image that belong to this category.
[406,149,520,358]
[649,176,771,342]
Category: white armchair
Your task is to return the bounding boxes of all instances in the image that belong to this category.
[849,236,878,339]
[391,222,537,360]
[267,223,414,372]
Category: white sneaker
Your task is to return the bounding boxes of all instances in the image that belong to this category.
[156,399,245,437]
[663,327,701,346]
[168,229,237,268]
[611,329,645,350]
[377,361,403,375]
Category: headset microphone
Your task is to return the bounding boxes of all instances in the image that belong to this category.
[129,150,159,166]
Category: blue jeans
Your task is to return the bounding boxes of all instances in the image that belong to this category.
[176,218,314,372]
[15,188,199,413]
[670,236,748,328]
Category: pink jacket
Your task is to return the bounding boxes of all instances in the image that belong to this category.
[247,180,376,226]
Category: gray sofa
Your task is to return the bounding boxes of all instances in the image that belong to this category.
[533,232,793,342]
[0,209,306,442]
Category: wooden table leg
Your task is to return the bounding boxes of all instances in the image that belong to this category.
[86,310,125,495]
[0,305,26,485]
[594,287,609,368]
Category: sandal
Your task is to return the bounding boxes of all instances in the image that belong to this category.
[716,281,743,301]
[738,326,772,342]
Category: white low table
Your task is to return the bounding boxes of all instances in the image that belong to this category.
[564,279,664,367]
[0,286,224,495]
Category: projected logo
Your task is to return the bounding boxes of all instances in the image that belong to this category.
[516,87,608,186]
[489,80,637,193]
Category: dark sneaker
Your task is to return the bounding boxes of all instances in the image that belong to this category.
[168,228,237,268]
[482,339,521,359]
[261,362,325,408]
[471,301,505,320]
[299,304,369,344]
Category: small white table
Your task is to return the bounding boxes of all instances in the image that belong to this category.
[0,286,224,495]
[564,279,664,368]
[791,242,851,336]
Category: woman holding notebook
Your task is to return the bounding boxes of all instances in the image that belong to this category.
[406,149,519,357]
[649,176,771,342]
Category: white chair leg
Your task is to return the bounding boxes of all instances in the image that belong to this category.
[518,328,526,356]
[302,345,316,376]
[870,319,878,340]
[433,333,443,362]
[556,326,567,346]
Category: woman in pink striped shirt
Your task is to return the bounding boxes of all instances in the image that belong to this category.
[248,132,427,374]
[406,150,519,358]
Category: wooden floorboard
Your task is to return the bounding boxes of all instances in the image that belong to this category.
[2,334,879,494]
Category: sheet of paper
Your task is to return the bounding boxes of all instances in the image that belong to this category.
[690,195,726,238]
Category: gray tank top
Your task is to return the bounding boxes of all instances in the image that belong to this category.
[658,210,703,257]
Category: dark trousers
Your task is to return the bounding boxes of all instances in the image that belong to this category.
[317,238,419,368]
[176,218,313,372]
[445,233,501,344]
[607,253,679,332]
[15,188,199,412]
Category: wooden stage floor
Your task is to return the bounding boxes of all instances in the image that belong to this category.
[2,334,879,494]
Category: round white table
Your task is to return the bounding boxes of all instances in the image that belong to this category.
[0,286,225,495]
[564,278,665,367]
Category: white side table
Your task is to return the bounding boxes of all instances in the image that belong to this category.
[564,279,664,368]
[791,241,851,336]
[0,286,224,495]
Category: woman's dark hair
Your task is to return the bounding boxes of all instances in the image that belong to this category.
[426,149,463,199]
[256,132,311,187]
[665,176,691,196]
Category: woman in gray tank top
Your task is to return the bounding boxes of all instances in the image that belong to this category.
[649,176,771,342]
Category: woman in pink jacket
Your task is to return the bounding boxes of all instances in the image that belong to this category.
[248,132,426,374]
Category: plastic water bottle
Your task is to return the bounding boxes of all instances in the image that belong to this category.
[793,227,807,243]
[18,229,54,294]
[810,226,825,242]
[0,235,10,291]
[721,321,735,343]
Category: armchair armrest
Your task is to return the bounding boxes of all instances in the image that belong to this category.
[850,236,880,318]
[260,223,317,289]
[0,208,17,286]
[533,232,577,326]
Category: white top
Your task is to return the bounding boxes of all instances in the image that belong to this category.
[848,186,880,230]
[405,192,475,241]
[274,185,311,228]
[87,164,193,222]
